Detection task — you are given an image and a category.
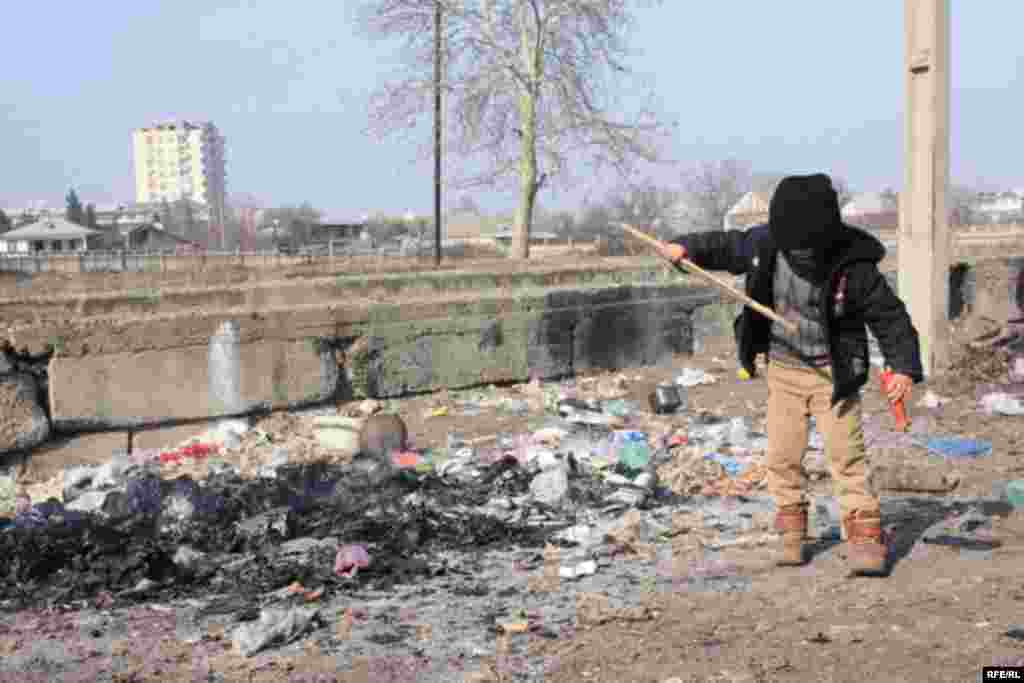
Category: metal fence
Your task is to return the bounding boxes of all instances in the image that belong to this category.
[0,238,603,275]
[0,249,322,274]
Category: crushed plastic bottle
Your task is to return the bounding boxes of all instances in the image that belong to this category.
[1007,480,1024,509]
[611,431,650,470]
[616,441,651,470]
[728,417,750,445]
[602,399,641,418]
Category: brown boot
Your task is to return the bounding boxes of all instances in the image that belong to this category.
[774,505,808,566]
[845,509,888,576]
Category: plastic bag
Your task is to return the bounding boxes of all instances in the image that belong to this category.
[675,368,717,387]
[602,399,641,418]
[923,436,992,460]
[980,392,1024,416]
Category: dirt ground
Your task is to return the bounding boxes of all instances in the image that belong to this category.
[526,329,1024,683]
[8,321,1024,682]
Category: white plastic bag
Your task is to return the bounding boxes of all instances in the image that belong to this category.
[979,392,1024,416]
[675,368,717,388]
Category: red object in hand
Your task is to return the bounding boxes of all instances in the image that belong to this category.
[659,242,687,264]
[880,368,910,432]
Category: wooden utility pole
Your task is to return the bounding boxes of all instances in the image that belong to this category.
[900,0,951,377]
[433,1,443,268]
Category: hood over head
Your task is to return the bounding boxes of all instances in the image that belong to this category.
[769,173,843,252]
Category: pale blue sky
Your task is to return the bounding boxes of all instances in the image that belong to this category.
[2,1,1021,221]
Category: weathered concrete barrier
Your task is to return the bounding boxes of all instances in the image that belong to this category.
[4,248,1022,457]
[0,254,647,300]
[881,257,1021,322]
[36,281,723,429]
[0,259,673,329]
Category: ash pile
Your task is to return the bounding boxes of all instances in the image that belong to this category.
[0,418,675,613]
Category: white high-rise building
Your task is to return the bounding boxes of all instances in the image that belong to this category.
[132,120,227,226]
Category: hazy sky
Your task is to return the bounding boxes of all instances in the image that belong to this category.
[2,1,1021,221]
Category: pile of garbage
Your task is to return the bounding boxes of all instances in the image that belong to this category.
[0,363,785,611]
[7,352,1022,614]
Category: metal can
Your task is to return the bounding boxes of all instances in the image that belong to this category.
[650,383,683,414]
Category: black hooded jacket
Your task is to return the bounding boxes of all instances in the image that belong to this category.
[670,223,924,407]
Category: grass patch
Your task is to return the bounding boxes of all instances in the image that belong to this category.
[48,335,66,354]
[125,288,161,305]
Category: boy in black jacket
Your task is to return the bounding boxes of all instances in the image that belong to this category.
[659,174,923,576]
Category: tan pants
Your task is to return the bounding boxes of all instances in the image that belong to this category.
[765,359,879,521]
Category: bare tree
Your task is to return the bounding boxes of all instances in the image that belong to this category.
[604,180,680,239]
[574,202,613,238]
[949,185,981,226]
[450,194,482,215]
[681,160,754,231]
[261,203,324,247]
[357,0,676,260]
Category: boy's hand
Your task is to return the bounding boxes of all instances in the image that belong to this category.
[658,243,687,264]
[886,372,913,404]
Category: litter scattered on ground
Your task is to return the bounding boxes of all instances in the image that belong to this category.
[233,606,320,657]
[312,415,363,453]
[979,392,1024,416]
[920,506,1001,550]
[675,368,718,387]
[0,475,14,516]
[1006,480,1024,508]
[923,437,993,460]
[918,390,952,409]
[335,544,372,577]
[559,560,598,580]
[3,346,1021,679]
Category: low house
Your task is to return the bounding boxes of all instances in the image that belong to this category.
[445,211,487,242]
[126,224,200,252]
[311,223,365,243]
[0,217,101,254]
[492,227,560,245]
[724,192,771,230]
[842,192,899,231]
[974,192,1024,224]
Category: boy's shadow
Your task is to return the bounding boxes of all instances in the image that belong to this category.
[803,497,1012,575]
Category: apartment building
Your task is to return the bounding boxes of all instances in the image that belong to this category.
[132,120,227,227]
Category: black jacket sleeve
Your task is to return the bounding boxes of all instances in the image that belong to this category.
[846,261,925,383]
[669,229,754,275]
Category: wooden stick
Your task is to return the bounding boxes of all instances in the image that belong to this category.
[616,222,798,335]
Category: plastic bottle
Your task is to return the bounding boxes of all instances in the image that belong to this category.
[617,441,651,470]
[1007,480,1024,509]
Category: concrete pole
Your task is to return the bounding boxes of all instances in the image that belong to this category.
[433,1,443,268]
[900,0,951,378]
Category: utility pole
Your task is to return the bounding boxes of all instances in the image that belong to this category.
[900,0,951,378]
[433,0,443,268]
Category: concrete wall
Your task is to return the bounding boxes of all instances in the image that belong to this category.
[0,261,677,329]
[42,281,722,429]
[881,256,1024,322]
[0,254,653,299]
[6,247,1024,454]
